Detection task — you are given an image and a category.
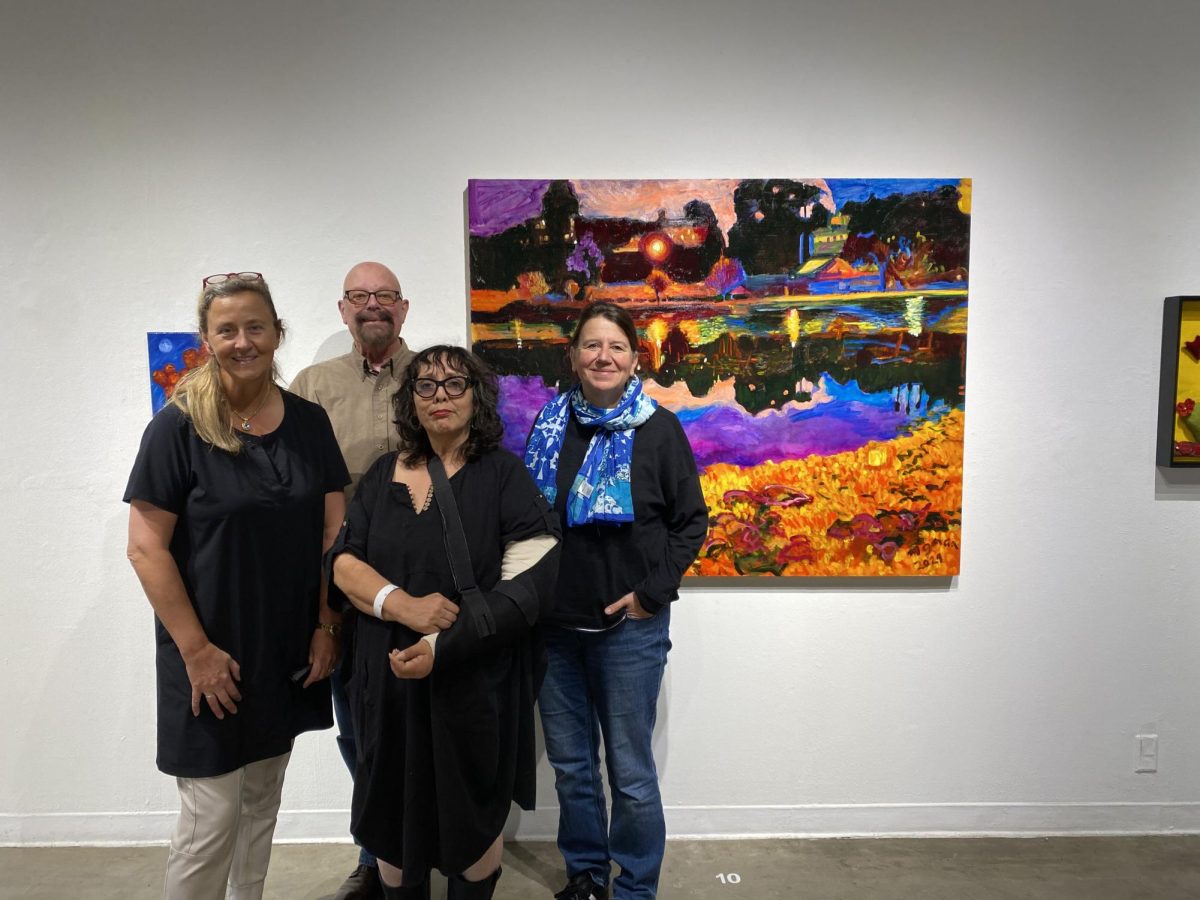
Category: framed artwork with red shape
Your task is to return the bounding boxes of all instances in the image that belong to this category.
[1157,296,1200,466]
[147,332,208,414]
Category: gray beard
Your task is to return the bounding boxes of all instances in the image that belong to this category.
[356,317,394,354]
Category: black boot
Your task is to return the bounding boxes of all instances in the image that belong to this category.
[447,866,501,899]
[381,878,431,900]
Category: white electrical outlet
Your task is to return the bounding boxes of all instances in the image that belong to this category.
[1135,733,1158,773]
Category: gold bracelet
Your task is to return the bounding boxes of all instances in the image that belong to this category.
[317,622,342,638]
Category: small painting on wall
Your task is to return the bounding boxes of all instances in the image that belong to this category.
[1157,296,1200,466]
[147,332,207,414]
[468,178,970,576]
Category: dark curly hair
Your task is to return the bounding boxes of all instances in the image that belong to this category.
[392,345,503,466]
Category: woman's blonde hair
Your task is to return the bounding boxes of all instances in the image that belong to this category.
[170,276,285,454]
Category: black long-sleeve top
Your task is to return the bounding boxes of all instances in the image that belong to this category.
[548,406,708,629]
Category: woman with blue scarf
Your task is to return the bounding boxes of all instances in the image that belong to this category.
[525,302,708,900]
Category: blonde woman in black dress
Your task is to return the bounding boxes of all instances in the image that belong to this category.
[126,273,348,899]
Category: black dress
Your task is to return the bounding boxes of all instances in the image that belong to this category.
[334,448,560,879]
[124,390,350,777]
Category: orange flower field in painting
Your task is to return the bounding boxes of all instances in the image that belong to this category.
[694,410,963,576]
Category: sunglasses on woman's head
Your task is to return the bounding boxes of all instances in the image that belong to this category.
[203,272,263,287]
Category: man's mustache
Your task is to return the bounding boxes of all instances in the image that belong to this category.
[356,310,393,325]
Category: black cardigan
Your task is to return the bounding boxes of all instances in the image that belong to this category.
[548,406,708,629]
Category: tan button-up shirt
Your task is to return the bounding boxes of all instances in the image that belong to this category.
[288,342,416,502]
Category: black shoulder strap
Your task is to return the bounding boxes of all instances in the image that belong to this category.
[427,455,496,638]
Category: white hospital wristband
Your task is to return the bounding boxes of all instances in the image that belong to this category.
[373,584,398,620]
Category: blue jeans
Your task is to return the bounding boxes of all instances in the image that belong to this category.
[539,607,671,900]
[332,651,376,869]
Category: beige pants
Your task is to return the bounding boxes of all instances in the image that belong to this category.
[163,750,291,900]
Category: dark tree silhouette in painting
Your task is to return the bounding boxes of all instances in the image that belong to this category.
[683,199,726,274]
[727,179,831,274]
[841,185,970,272]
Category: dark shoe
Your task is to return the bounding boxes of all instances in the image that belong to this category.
[448,865,501,899]
[381,878,431,900]
[554,871,609,900]
[335,863,384,900]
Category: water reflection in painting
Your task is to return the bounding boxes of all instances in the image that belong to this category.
[469,178,970,576]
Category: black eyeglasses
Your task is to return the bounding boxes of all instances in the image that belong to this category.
[411,376,473,399]
[343,290,403,307]
[204,272,263,287]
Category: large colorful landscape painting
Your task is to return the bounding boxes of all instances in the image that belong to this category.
[468,178,970,576]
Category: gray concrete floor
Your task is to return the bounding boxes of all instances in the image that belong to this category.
[2,837,1200,898]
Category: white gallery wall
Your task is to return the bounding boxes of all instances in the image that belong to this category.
[2,0,1199,845]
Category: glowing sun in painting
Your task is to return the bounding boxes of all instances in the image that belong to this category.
[640,231,672,263]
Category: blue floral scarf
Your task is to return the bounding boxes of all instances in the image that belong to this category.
[525,376,658,526]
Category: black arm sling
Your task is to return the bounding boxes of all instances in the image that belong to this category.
[427,455,497,639]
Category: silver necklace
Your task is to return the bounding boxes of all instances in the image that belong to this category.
[231,384,273,432]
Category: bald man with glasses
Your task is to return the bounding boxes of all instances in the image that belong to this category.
[290,261,416,900]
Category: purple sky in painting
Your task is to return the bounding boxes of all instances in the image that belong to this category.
[468,177,966,241]
[468,180,551,236]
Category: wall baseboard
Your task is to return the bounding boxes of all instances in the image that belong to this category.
[4,802,1200,847]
